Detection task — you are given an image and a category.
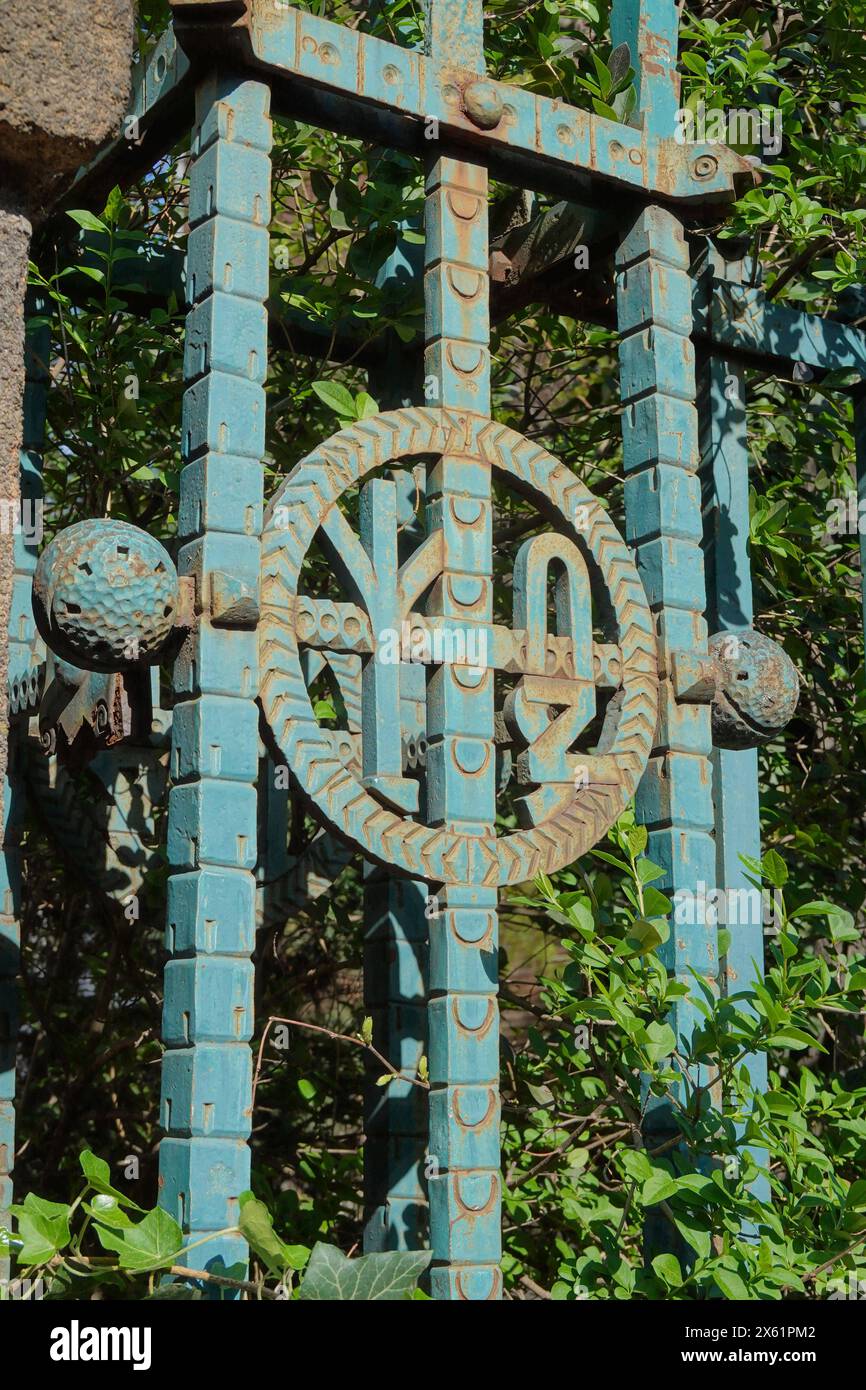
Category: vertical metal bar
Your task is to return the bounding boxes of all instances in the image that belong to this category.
[610,0,681,136]
[159,72,271,1285]
[616,207,716,1237]
[1,295,48,1280]
[614,0,716,1258]
[364,237,429,1253]
[854,388,866,652]
[423,0,501,1301]
[363,872,429,1250]
[697,249,769,1217]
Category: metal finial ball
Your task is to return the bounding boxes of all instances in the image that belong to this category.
[33,519,179,672]
[709,629,800,750]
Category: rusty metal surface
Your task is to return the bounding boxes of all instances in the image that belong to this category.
[169,0,755,208]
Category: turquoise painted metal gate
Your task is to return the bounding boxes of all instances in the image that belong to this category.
[9,0,863,1298]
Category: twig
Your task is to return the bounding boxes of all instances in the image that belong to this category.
[252,1015,429,1109]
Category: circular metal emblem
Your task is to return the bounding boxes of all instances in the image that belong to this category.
[259,408,658,886]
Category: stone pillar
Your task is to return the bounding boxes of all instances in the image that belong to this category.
[0,0,135,1251]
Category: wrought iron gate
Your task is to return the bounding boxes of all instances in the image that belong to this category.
[7,0,863,1299]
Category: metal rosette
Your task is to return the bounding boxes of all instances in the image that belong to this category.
[259,407,658,887]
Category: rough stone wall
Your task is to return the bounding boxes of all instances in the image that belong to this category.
[0,0,136,211]
[0,0,134,811]
[0,199,30,760]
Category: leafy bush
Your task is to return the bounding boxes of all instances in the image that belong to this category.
[500,819,866,1299]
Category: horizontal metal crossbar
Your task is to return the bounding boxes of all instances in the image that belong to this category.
[696,278,866,378]
[169,0,752,205]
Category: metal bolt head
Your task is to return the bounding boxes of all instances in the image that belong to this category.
[462,80,504,130]
[693,154,719,179]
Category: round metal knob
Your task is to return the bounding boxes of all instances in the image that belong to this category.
[709,629,800,750]
[462,80,504,130]
[33,519,180,672]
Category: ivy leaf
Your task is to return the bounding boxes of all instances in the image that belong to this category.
[79,1150,143,1211]
[298,1242,430,1300]
[83,1196,133,1230]
[94,1207,183,1272]
[238,1193,309,1277]
[9,1194,71,1265]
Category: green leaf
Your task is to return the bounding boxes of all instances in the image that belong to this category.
[103,185,125,225]
[354,391,379,420]
[637,858,666,885]
[767,1027,823,1051]
[94,1207,183,1272]
[75,265,106,285]
[527,1082,555,1107]
[714,1266,751,1300]
[311,380,356,418]
[626,825,648,857]
[641,1169,679,1206]
[651,1253,683,1287]
[66,209,108,234]
[10,1194,71,1265]
[83,1196,133,1229]
[237,1194,308,1276]
[298,1078,317,1100]
[79,1150,143,1210]
[674,1213,713,1260]
[761,849,788,888]
[298,1242,430,1300]
[592,849,631,874]
[643,1020,676,1063]
[622,917,670,958]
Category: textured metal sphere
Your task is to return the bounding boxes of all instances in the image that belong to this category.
[462,80,504,130]
[709,629,800,750]
[33,519,179,672]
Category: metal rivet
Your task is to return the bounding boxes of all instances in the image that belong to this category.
[693,155,718,179]
[462,80,504,130]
